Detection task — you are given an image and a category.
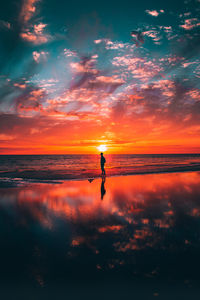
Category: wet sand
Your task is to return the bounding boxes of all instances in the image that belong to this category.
[1,171,200,299]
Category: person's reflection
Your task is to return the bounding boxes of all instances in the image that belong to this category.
[101,176,106,200]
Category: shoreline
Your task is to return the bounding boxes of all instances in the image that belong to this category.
[0,166,200,188]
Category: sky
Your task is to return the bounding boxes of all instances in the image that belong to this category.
[0,0,200,154]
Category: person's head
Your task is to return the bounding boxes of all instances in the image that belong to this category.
[100,153,103,156]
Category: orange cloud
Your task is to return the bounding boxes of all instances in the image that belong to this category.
[145,10,164,17]
[19,0,39,24]
[19,0,50,44]
[20,23,49,44]
[180,18,200,30]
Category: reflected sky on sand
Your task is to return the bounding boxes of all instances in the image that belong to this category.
[1,172,200,299]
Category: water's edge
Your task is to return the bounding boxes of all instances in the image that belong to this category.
[1,166,200,188]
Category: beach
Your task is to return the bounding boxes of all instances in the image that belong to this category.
[1,170,200,299]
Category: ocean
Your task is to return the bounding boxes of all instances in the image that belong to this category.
[0,154,200,182]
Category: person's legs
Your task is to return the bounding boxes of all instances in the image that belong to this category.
[101,165,105,175]
[102,166,106,175]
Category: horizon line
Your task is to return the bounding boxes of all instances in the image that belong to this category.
[0,153,200,156]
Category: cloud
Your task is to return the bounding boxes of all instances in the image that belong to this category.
[15,87,46,113]
[145,10,164,17]
[112,54,163,82]
[0,134,16,141]
[179,18,200,30]
[13,83,27,89]
[32,51,48,63]
[0,20,11,29]
[69,55,100,90]
[64,49,77,57]
[19,0,51,44]
[19,0,39,24]
[87,75,124,93]
[20,23,50,44]
[130,31,144,47]
[143,29,162,43]
[94,38,126,50]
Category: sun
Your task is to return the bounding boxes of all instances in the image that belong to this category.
[97,145,107,152]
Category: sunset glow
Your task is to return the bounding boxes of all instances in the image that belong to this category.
[0,0,200,154]
[97,145,107,152]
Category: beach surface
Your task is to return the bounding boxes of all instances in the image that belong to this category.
[1,171,200,299]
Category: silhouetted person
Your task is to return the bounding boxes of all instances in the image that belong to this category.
[100,153,106,176]
[101,176,106,200]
